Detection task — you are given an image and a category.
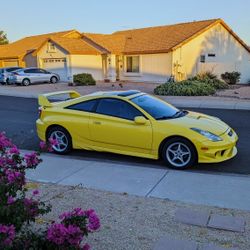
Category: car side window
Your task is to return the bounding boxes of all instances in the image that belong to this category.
[95,98,143,120]
[66,99,98,112]
[24,69,37,73]
[38,69,47,74]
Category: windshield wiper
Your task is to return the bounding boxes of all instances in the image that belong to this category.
[172,110,188,118]
[155,116,173,120]
[156,110,188,120]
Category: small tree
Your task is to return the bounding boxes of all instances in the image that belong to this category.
[221,71,241,85]
[0,31,9,45]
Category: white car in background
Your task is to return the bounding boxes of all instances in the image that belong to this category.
[0,67,23,85]
[9,67,60,86]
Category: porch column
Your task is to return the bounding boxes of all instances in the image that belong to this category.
[107,54,116,82]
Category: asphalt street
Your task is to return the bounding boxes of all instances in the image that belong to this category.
[0,95,250,175]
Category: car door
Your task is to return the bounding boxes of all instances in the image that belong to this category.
[23,69,40,83]
[38,69,50,82]
[65,99,99,147]
[89,98,153,154]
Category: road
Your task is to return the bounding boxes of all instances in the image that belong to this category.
[0,95,250,175]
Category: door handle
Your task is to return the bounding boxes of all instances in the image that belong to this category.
[93,121,101,125]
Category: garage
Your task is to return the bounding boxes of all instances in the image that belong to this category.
[43,58,68,82]
[4,60,19,67]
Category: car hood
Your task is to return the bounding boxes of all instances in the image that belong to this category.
[172,111,229,135]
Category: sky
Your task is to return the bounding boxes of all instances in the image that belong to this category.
[1,0,250,44]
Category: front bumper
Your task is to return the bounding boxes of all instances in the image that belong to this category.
[197,129,238,163]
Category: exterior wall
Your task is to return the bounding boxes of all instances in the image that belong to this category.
[119,53,172,83]
[173,23,250,83]
[24,53,37,67]
[37,42,68,64]
[69,55,104,81]
[37,42,70,81]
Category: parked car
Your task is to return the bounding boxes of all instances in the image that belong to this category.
[0,67,23,85]
[36,90,238,170]
[9,67,60,86]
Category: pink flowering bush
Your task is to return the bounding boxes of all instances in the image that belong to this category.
[0,132,100,249]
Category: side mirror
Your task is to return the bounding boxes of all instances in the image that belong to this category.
[134,116,147,125]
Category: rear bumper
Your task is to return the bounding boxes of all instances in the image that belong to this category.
[197,129,238,163]
[36,119,46,141]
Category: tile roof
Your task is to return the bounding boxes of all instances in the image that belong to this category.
[49,37,104,55]
[82,33,127,54]
[84,19,250,54]
[83,19,220,54]
[1,19,249,59]
[0,30,77,58]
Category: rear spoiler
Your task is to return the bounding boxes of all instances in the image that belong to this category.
[38,90,81,107]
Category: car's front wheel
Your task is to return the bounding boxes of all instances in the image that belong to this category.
[162,137,197,169]
[50,76,58,84]
[47,126,72,154]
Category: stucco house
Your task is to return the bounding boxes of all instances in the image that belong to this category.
[0,19,249,83]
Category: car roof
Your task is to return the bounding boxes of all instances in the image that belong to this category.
[49,90,145,108]
[1,67,22,69]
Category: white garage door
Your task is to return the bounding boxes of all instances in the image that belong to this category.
[4,60,19,67]
[43,58,68,82]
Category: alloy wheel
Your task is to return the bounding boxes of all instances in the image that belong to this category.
[166,142,191,168]
[50,131,68,153]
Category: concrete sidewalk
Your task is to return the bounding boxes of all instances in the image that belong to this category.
[0,83,250,110]
[26,152,250,211]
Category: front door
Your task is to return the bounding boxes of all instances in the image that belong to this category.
[89,98,153,153]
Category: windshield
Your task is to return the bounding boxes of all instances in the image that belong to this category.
[131,94,184,120]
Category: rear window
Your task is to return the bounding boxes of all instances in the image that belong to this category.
[66,99,98,112]
[6,67,21,72]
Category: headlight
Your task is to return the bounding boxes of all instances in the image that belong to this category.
[191,128,222,142]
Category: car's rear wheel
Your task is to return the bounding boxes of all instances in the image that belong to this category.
[162,137,197,169]
[47,126,72,154]
[22,78,30,86]
[50,76,58,84]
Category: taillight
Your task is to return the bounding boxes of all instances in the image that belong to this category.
[38,107,42,118]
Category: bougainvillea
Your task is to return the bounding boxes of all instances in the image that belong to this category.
[0,132,100,249]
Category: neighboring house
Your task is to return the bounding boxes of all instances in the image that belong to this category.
[0,19,250,83]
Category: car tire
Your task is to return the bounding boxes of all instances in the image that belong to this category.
[162,137,197,170]
[50,76,58,84]
[22,78,30,86]
[47,126,72,154]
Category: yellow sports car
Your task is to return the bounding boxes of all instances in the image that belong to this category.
[36,90,238,169]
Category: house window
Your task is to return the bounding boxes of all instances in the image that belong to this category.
[48,42,56,52]
[126,56,140,73]
[200,55,206,63]
[208,53,216,57]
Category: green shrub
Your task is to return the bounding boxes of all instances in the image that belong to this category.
[221,71,241,85]
[189,71,229,90]
[154,80,216,96]
[73,73,96,86]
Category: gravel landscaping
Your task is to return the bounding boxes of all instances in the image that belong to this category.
[214,85,250,100]
[29,182,250,250]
